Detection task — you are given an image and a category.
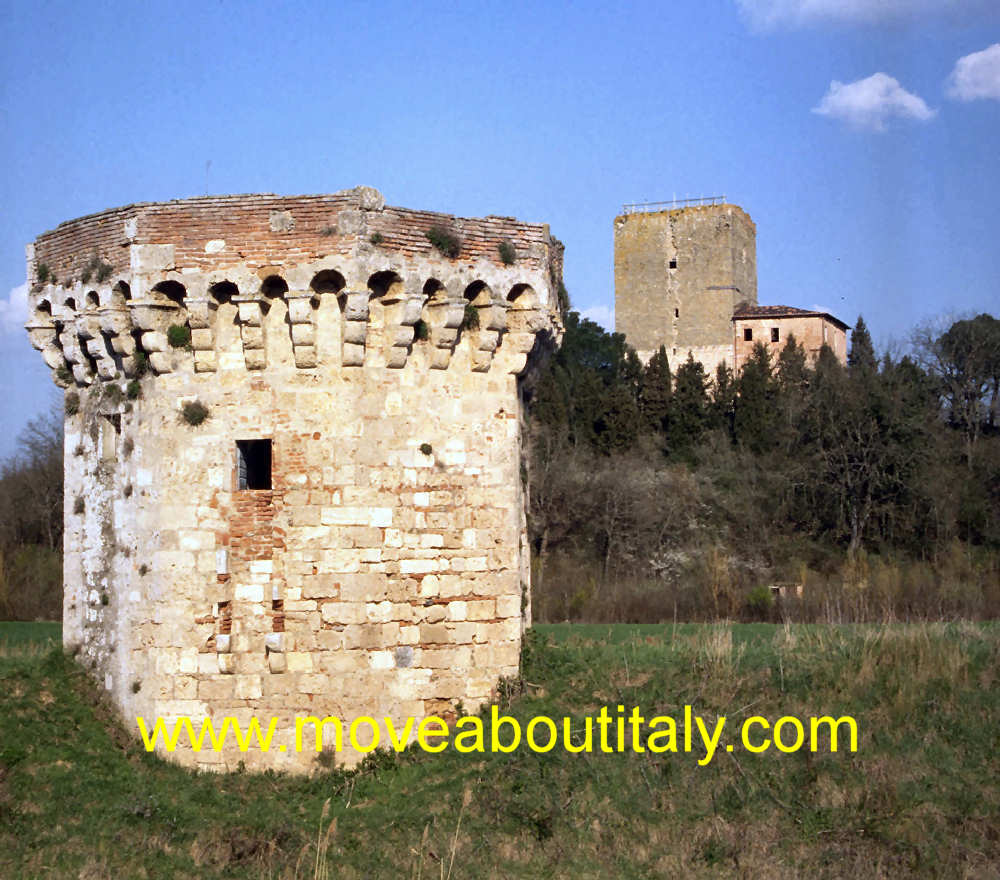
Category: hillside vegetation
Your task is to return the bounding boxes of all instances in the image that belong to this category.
[526,312,1000,623]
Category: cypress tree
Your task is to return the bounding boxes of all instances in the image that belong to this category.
[668,354,710,460]
[734,343,778,454]
[848,315,877,374]
[639,346,672,435]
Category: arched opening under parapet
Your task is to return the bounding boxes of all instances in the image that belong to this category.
[367,271,404,347]
[309,269,347,360]
[210,281,238,304]
[504,283,538,343]
[100,330,124,375]
[64,296,77,313]
[367,270,404,301]
[85,290,100,310]
[49,317,68,374]
[423,278,446,303]
[464,280,492,307]
[130,329,147,373]
[311,270,346,296]
[76,332,99,378]
[209,281,241,362]
[109,281,130,311]
[417,278,447,346]
[309,271,346,359]
[460,281,493,342]
[260,275,294,368]
[152,280,186,309]
[261,275,288,302]
[507,283,538,310]
[36,299,52,319]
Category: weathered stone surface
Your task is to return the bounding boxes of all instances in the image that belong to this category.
[614,203,756,373]
[27,190,565,773]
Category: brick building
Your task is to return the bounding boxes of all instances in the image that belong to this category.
[24,186,563,772]
[732,304,849,371]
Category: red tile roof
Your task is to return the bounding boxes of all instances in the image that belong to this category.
[732,304,849,330]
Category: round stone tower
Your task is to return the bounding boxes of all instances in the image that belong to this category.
[24,186,563,771]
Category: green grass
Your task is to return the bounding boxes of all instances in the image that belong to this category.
[0,621,60,652]
[1,622,998,878]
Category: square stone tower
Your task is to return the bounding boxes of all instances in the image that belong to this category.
[614,201,756,374]
[23,187,563,772]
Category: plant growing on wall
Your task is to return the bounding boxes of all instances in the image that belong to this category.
[181,400,210,426]
[426,225,461,258]
[102,382,124,405]
[167,325,192,349]
[80,254,114,285]
[413,319,429,341]
[369,232,385,245]
[461,304,480,331]
[65,392,80,415]
[498,240,517,265]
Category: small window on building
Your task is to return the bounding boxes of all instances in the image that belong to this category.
[236,440,272,490]
[669,259,677,269]
[674,308,680,318]
[744,328,753,342]
[771,327,779,343]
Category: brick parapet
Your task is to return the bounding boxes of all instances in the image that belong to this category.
[25,187,563,387]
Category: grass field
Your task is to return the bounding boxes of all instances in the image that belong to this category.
[2,621,998,878]
[0,620,61,651]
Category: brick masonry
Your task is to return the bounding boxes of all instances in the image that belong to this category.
[732,308,848,371]
[24,186,563,772]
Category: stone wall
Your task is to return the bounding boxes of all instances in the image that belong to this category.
[613,204,757,370]
[25,187,563,772]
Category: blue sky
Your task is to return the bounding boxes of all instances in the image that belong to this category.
[1,0,998,457]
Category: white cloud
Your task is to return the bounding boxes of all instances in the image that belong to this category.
[580,304,615,331]
[737,0,989,29]
[946,43,1000,101]
[0,283,29,335]
[812,73,936,131]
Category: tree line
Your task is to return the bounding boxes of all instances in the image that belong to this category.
[0,405,63,620]
[526,311,1000,622]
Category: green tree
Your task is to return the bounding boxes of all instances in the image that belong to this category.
[529,310,643,454]
[709,362,736,437]
[733,343,778,454]
[639,346,671,435]
[668,354,710,460]
[801,346,931,556]
[848,315,877,375]
[915,313,1000,468]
